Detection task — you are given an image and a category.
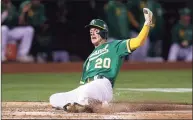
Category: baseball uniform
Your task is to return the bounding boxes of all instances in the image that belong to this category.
[168,8,192,62]
[1,1,34,62]
[49,8,153,110]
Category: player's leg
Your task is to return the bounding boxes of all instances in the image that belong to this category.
[62,77,113,113]
[168,43,180,62]
[49,77,113,111]
[1,25,9,61]
[49,86,80,109]
[77,77,113,106]
[8,26,34,62]
[185,46,192,62]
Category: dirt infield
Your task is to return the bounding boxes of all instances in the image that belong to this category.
[2,102,192,119]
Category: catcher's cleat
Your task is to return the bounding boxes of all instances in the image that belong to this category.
[63,102,93,113]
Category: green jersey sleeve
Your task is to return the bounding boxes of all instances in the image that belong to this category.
[114,40,132,57]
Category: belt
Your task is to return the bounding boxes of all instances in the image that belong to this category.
[86,75,114,87]
[86,75,105,83]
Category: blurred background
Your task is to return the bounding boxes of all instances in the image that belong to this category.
[1,0,192,63]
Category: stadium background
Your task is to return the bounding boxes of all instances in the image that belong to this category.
[5,0,192,61]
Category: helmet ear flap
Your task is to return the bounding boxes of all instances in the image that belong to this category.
[98,30,108,40]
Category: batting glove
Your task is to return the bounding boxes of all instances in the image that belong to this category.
[143,8,153,27]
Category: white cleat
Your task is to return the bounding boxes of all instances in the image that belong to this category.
[16,55,34,63]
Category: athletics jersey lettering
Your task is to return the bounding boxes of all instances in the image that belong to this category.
[81,40,132,87]
[89,44,109,61]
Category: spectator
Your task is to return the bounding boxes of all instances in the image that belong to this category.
[1,0,34,63]
[19,0,46,28]
[168,7,192,62]
[19,0,52,62]
[104,0,130,41]
[127,0,164,62]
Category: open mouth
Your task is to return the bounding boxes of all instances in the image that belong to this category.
[92,36,97,39]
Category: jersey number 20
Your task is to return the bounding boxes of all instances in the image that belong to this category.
[95,58,111,68]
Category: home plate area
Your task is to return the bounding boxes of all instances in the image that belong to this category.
[2,102,192,119]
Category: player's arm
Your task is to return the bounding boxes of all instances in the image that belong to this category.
[128,8,153,51]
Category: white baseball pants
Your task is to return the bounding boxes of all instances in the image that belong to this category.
[1,25,34,58]
[49,77,113,109]
[168,43,192,62]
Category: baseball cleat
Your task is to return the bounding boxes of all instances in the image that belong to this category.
[63,103,72,111]
[63,102,93,113]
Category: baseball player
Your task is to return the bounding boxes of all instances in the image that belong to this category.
[1,0,34,62]
[49,8,153,112]
[168,8,192,62]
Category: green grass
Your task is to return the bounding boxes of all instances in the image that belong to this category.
[2,70,192,103]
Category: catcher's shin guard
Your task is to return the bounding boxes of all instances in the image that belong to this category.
[63,102,93,113]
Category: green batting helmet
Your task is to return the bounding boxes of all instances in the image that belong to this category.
[85,19,108,39]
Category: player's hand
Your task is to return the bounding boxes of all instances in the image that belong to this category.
[143,8,153,27]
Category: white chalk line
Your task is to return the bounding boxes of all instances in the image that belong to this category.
[116,88,192,93]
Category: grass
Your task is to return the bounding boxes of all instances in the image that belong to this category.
[2,70,192,103]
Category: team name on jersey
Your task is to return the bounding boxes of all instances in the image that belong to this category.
[89,44,109,61]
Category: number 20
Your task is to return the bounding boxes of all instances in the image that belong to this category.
[95,58,111,68]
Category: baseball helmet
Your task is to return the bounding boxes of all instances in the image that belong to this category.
[85,19,108,39]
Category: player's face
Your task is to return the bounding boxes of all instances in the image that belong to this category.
[90,28,102,45]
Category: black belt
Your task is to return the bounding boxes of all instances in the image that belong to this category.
[86,75,114,87]
[86,75,105,83]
